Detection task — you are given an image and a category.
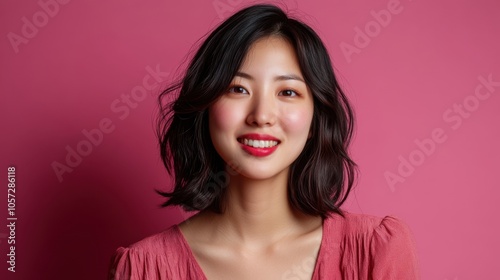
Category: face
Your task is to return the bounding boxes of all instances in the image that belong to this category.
[209,36,314,180]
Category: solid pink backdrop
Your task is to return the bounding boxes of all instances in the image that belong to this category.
[1,0,499,279]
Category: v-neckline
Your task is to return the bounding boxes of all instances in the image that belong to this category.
[174,217,326,280]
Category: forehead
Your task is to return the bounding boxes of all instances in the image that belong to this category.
[238,36,301,74]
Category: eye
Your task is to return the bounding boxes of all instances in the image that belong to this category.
[227,86,248,94]
[279,89,298,97]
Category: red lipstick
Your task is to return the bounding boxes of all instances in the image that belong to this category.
[237,133,280,157]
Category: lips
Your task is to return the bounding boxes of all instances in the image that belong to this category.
[237,133,280,157]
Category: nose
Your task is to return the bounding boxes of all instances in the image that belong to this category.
[245,93,277,127]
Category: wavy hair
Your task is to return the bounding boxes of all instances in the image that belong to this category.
[156,4,357,218]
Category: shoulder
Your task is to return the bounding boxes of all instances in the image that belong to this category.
[324,210,418,253]
[325,211,413,237]
[126,225,183,255]
[108,225,195,280]
[322,211,420,279]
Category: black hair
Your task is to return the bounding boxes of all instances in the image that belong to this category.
[156,4,357,218]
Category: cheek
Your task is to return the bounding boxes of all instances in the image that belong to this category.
[280,105,314,136]
[209,100,244,136]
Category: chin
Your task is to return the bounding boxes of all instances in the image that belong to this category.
[232,165,289,181]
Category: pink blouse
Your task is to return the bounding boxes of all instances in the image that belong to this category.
[109,211,420,279]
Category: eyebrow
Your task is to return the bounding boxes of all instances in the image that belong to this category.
[235,71,305,83]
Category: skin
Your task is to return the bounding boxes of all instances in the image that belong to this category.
[179,36,323,280]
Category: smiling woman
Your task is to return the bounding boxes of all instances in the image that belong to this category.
[209,36,314,180]
[109,4,420,280]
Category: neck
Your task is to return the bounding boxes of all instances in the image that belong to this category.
[207,167,313,246]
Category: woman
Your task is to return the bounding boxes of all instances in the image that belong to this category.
[109,4,420,280]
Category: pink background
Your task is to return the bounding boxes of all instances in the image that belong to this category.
[1,0,499,279]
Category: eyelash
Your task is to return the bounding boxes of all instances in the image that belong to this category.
[226,86,300,97]
[279,89,298,97]
[227,86,248,94]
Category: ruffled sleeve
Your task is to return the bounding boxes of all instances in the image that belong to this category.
[108,246,169,280]
[108,226,207,280]
[369,216,420,279]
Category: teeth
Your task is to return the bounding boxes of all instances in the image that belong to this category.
[241,139,278,148]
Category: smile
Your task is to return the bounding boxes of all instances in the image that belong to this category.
[237,134,281,157]
[239,139,279,148]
